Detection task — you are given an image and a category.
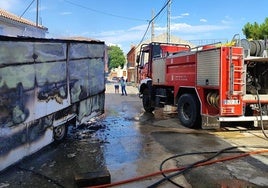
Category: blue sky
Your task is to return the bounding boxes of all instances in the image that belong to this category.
[0,0,267,53]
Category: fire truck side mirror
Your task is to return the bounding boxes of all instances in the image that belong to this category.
[136,54,140,64]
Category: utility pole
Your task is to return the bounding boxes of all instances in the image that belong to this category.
[151,9,155,42]
[36,0,39,26]
[167,0,171,43]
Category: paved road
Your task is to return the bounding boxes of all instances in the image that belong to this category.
[0,83,267,188]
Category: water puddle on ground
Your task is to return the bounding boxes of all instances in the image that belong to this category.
[68,112,144,166]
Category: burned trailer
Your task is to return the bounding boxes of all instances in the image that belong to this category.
[0,36,106,171]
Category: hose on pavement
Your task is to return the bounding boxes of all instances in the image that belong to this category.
[89,146,268,188]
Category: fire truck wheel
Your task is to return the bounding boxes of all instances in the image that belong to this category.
[53,124,67,142]
[142,88,154,112]
[177,94,201,129]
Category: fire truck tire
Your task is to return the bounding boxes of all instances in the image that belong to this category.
[177,94,201,129]
[142,88,154,112]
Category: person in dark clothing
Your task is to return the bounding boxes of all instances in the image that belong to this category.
[119,77,127,96]
[114,81,119,93]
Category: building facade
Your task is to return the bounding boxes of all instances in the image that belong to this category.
[0,9,47,38]
[126,45,137,83]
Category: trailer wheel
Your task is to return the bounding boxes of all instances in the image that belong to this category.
[177,94,201,128]
[142,88,154,112]
[53,124,67,142]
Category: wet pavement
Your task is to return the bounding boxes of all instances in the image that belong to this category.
[0,83,268,188]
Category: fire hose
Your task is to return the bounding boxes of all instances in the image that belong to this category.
[89,146,268,188]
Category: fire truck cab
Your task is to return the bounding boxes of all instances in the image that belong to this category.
[137,38,268,129]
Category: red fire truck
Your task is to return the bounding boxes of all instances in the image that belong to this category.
[137,37,268,129]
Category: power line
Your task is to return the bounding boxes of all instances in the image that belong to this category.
[136,0,171,48]
[63,0,149,22]
[20,0,35,18]
[61,0,171,51]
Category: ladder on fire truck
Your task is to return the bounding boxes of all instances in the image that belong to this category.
[229,48,245,96]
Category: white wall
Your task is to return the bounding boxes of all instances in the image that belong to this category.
[0,20,46,38]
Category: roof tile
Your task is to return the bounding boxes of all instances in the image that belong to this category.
[0,8,47,30]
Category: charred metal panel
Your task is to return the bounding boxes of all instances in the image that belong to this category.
[0,41,69,127]
[70,43,104,59]
[69,43,105,103]
[77,93,105,124]
[0,36,105,171]
[0,42,34,64]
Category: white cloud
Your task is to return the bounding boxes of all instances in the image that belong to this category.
[93,30,125,37]
[94,29,143,43]
[0,0,47,17]
[200,18,207,22]
[60,12,72,16]
[74,21,231,53]
[106,43,121,48]
[0,0,20,11]
[155,23,229,33]
[49,20,232,54]
[181,13,189,16]
[84,21,231,53]
[221,16,233,24]
[93,24,149,43]
[29,5,48,13]
[128,24,149,31]
[171,13,189,20]
[80,24,150,53]
[171,15,183,19]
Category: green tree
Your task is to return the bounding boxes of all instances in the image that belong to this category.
[108,45,126,70]
[242,17,268,39]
